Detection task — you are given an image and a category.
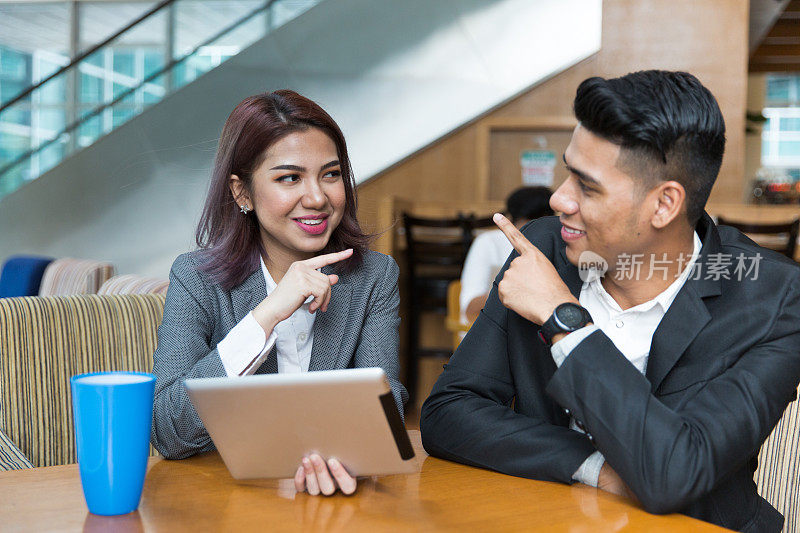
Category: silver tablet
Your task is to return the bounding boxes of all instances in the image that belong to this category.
[184,367,416,479]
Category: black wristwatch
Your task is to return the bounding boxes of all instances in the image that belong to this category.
[538,303,593,345]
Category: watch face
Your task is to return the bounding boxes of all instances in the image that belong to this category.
[556,304,584,327]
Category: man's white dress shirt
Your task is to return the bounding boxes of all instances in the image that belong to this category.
[217,258,315,376]
[550,232,702,486]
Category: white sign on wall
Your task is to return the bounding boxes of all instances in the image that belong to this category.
[520,150,556,187]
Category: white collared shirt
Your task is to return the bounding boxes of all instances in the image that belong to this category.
[460,230,514,322]
[217,258,316,376]
[550,232,702,486]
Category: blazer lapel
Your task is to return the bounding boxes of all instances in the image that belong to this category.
[230,268,267,323]
[645,214,722,392]
[309,266,352,371]
[231,267,277,373]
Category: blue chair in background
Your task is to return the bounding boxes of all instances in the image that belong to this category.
[0,256,54,298]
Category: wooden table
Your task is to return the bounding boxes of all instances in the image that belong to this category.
[0,431,727,532]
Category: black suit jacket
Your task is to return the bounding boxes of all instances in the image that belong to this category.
[420,214,800,532]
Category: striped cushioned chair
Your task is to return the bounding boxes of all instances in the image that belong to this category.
[38,258,116,296]
[0,294,165,468]
[755,389,800,532]
[98,274,169,295]
[0,427,32,470]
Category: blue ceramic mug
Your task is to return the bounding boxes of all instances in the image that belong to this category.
[71,371,156,516]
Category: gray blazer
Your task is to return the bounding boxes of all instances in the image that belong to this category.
[151,249,407,459]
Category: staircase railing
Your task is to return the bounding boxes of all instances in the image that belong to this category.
[0,0,319,196]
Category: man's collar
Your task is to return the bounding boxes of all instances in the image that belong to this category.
[687,212,723,299]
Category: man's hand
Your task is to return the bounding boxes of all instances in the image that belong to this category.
[598,463,638,502]
[493,213,577,325]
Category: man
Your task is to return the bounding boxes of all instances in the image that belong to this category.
[460,186,553,323]
[420,70,800,532]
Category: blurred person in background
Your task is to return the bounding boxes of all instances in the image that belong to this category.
[460,186,553,322]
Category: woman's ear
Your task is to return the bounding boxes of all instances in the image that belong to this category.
[229,174,250,210]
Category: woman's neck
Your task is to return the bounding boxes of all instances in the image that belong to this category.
[261,246,313,283]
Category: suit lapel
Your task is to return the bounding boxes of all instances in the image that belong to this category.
[646,213,722,392]
[230,267,278,374]
[230,268,267,323]
[309,266,352,371]
[646,285,712,391]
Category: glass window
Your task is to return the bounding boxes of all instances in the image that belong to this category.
[79,72,103,104]
[113,82,132,100]
[83,51,105,69]
[762,76,800,170]
[766,78,791,104]
[765,74,800,107]
[36,75,66,106]
[0,130,30,161]
[113,50,136,78]
[143,51,164,78]
[0,47,29,79]
[1,106,31,127]
[37,142,65,176]
[0,46,32,107]
[112,108,135,128]
[37,109,66,135]
[77,112,103,147]
[780,117,800,132]
[142,76,164,104]
[778,141,800,157]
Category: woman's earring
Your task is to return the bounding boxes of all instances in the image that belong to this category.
[239,204,251,214]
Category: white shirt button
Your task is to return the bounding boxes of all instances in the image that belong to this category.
[298,333,308,342]
[616,320,624,328]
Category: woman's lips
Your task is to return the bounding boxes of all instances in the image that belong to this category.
[561,225,586,242]
[294,217,328,235]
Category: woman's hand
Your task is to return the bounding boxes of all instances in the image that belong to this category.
[252,248,353,333]
[294,454,357,496]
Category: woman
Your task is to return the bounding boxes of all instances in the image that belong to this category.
[151,90,407,496]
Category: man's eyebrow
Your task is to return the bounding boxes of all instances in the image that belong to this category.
[562,153,601,188]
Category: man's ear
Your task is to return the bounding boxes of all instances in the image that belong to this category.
[650,180,686,229]
[229,174,250,210]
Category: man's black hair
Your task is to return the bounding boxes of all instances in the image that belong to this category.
[506,186,553,223]
[573,70,725,225]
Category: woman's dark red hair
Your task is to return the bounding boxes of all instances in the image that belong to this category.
[195,90,369,290]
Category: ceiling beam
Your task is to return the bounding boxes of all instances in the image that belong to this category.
[765,20,800,38]
[750,63,800,72]
[752,44,800,58]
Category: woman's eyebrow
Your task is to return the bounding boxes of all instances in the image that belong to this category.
[269,160,339,171]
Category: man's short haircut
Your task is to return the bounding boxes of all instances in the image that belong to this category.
[506,186,553,223]
[573,70,726,225]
